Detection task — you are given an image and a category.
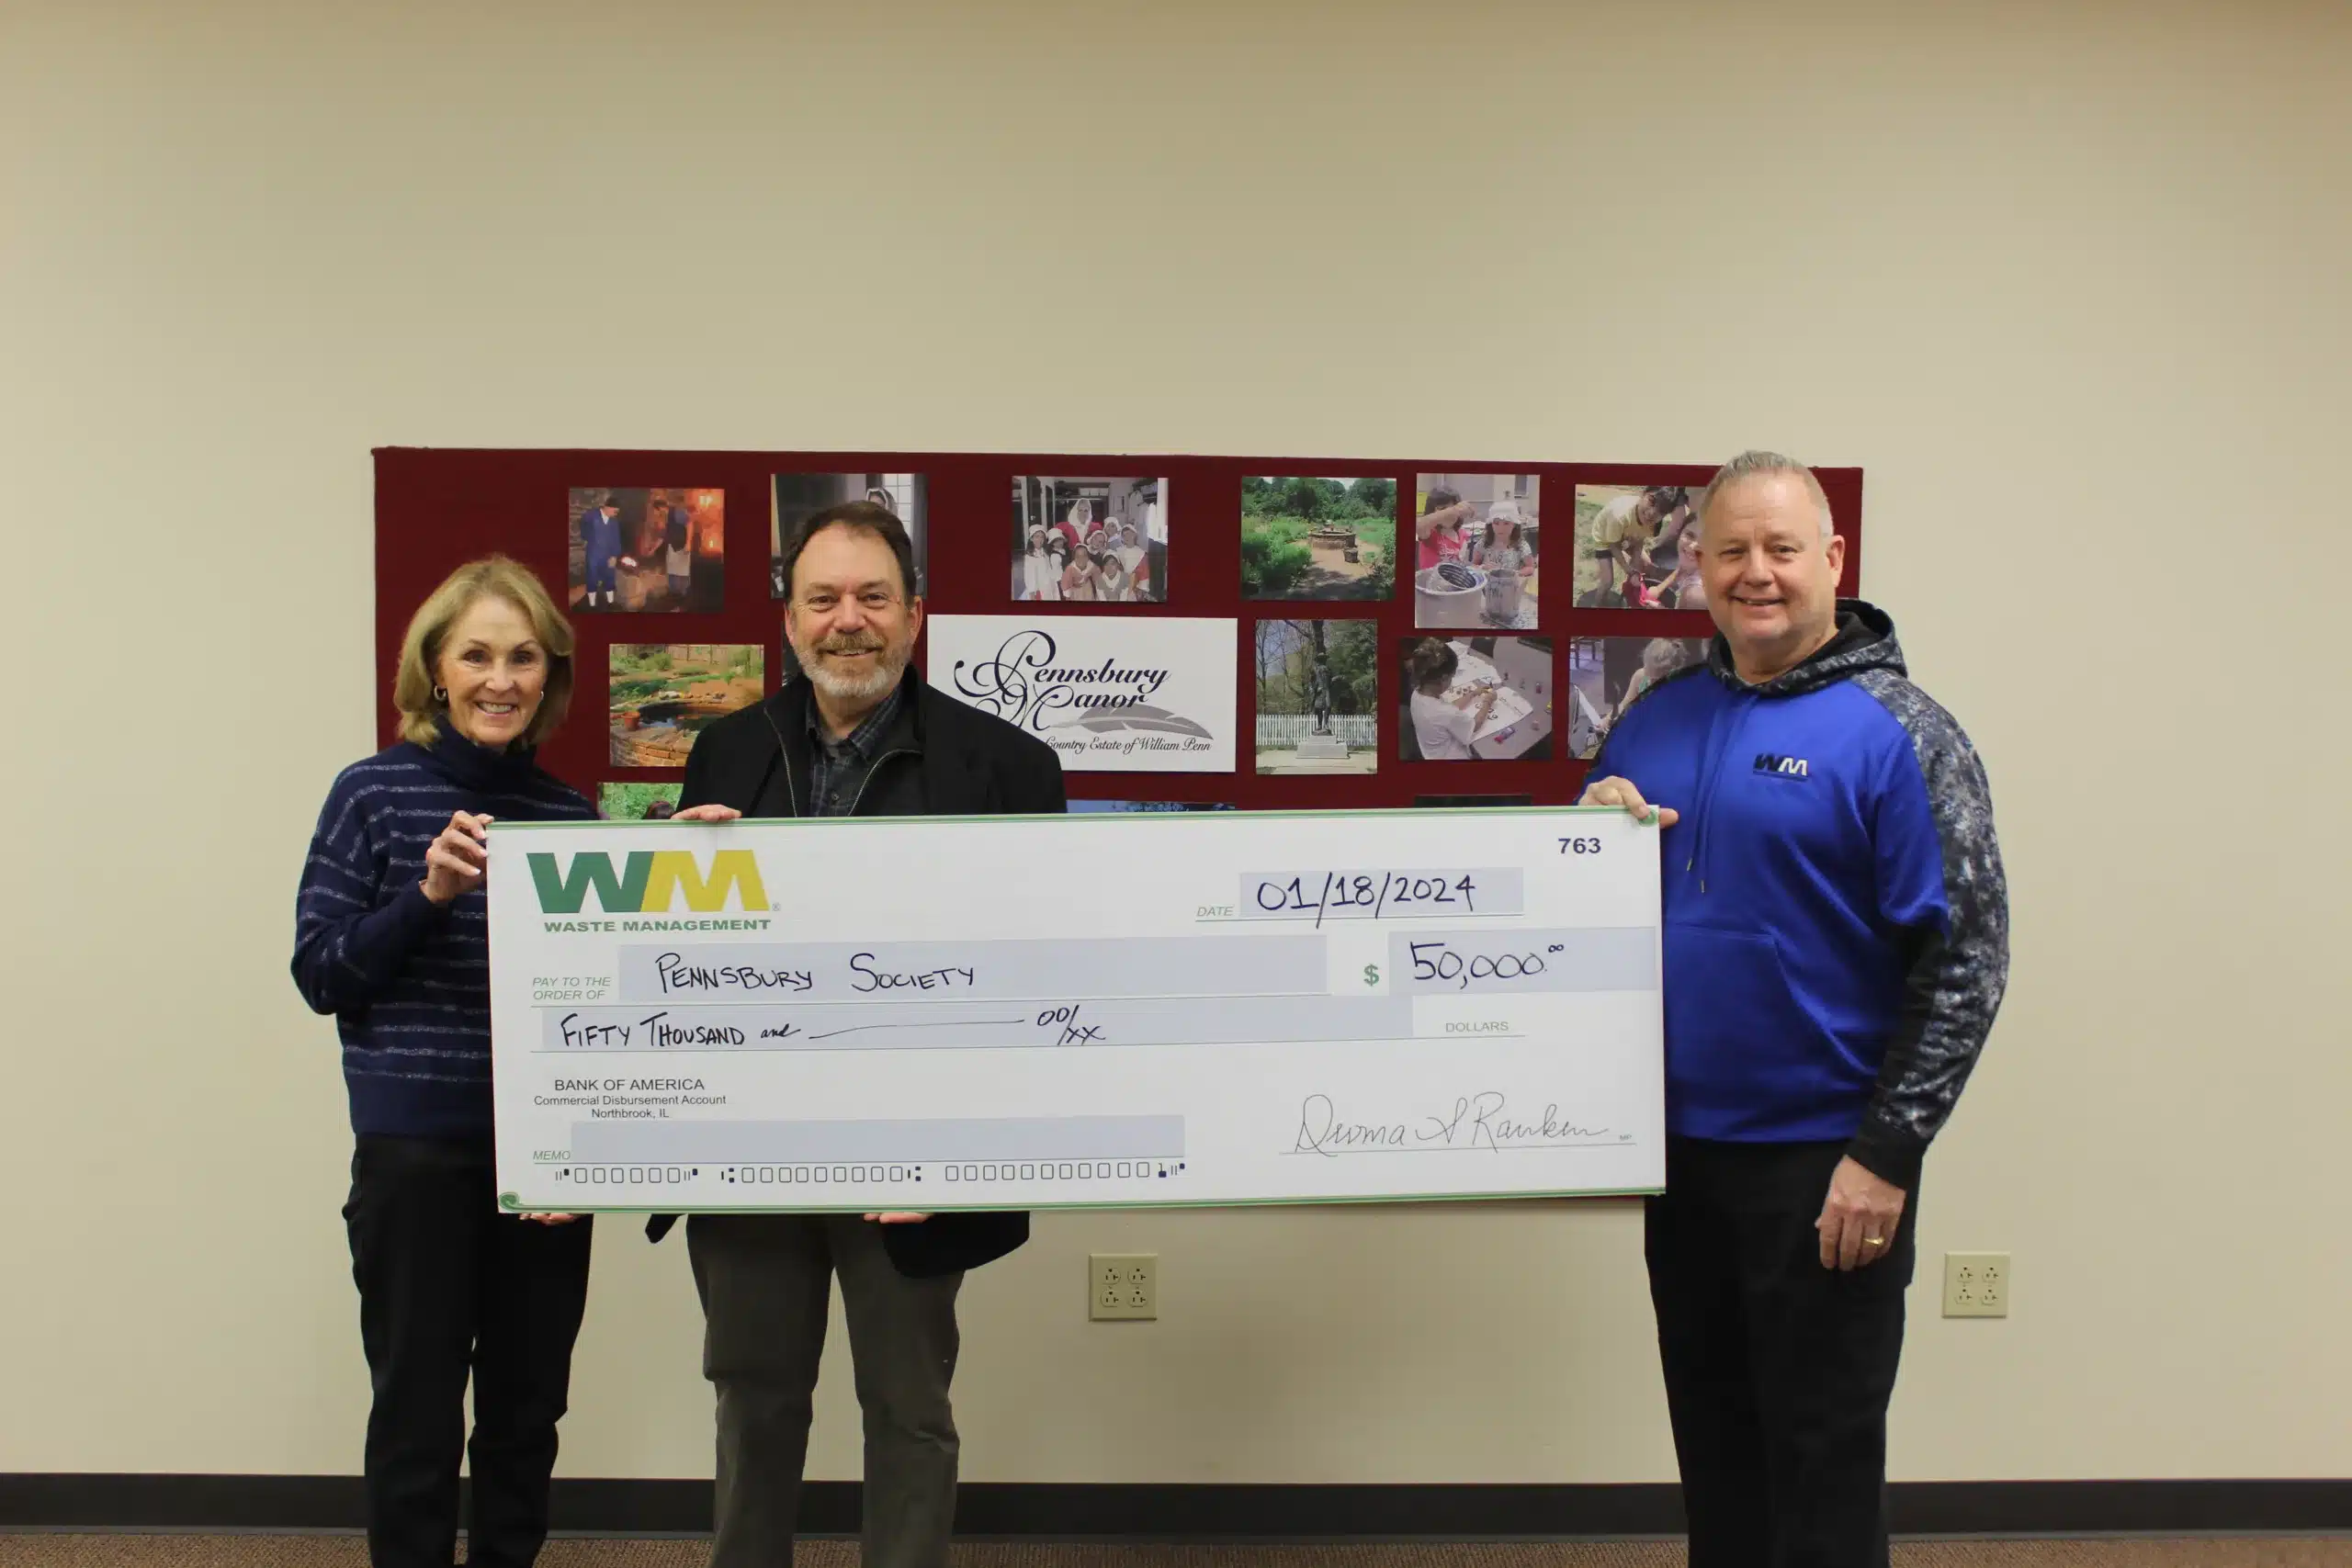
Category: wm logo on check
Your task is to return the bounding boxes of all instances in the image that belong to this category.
[527,851,770,914]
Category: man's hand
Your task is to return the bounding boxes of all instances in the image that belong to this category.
[670,805,742,823]
[521,1213,582,1226]
[864,1212,931,1224]
[1815,1156,1906,1270]
[1577,776,1679,829]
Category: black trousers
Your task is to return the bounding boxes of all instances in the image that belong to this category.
[1645,1137,1916,1568]
[686,1213,964,1568]
[344,1134,594,1568]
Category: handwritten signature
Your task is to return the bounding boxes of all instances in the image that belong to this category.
[1292,1092,1611,1156]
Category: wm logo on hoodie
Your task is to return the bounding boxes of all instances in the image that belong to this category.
[1755,753,1811,781]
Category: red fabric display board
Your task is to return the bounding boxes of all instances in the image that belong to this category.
[373,449,1861,808]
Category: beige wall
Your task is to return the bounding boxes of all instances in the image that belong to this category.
[3,0,2346,1485]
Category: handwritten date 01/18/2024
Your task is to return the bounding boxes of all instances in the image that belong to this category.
[1253,871,1479,923]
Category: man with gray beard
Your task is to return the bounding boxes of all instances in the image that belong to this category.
[648,500,1065,1568]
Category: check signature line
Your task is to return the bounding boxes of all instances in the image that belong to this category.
[1279,1139,1624,1156]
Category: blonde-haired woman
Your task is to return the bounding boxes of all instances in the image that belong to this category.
[292,555,596,1568]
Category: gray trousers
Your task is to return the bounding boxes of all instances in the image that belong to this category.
[686,1214,964,1568]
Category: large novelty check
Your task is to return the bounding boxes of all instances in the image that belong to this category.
[487,808,1664,1213]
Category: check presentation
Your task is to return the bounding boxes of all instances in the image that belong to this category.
[486,808,1664,1213]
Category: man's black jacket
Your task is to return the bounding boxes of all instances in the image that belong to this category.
[643,669,1067,1277]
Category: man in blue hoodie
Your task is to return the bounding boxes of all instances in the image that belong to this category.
[1581,451,2007,1567]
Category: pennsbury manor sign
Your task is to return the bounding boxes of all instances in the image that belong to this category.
[926,615,1238,773]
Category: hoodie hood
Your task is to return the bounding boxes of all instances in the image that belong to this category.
[1707,599,1905,697]
[1661,600,1906,898]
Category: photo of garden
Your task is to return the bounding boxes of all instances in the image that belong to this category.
[1239,476,1396,602]
[607,644,764,768]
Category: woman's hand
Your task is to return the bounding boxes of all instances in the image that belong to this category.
[420,811,493,905]
[522,1213,582,1225]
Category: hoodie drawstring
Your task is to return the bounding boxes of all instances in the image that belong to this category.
[1685,688,1758,895]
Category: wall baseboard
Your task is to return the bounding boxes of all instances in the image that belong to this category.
[1,1475,2346,1538]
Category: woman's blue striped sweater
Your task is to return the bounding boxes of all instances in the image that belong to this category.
[292,726,593,1138]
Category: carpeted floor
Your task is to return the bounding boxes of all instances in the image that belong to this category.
[2,1539,2347,1567]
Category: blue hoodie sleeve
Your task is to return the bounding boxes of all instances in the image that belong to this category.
[290,773,451,1016]
[1848,676,2010,1188]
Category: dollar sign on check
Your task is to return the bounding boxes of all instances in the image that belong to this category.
[1363,964,1381,987]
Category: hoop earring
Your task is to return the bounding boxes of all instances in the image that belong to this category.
[433,686,447,703]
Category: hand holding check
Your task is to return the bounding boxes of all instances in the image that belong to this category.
[422,812,493,904]
[1577,776,1680,829]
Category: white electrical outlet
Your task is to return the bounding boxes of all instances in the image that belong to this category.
[1942,1251,2009,1317]
[1089,1253,1157,1320]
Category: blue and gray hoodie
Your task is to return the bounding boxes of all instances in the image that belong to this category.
[1593,601,2008,1188]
